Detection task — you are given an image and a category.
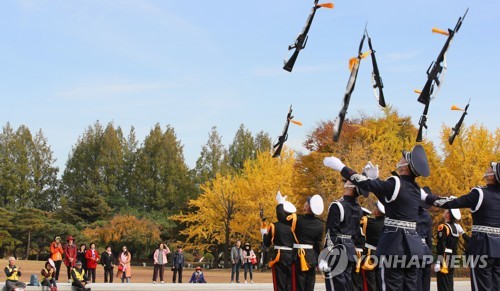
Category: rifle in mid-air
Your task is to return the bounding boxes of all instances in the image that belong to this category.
[272,105,302,157]
[415,8,468,142]
[415,89,430,142]
[332,31,370,141]
[448,99,471,145]
[283,0,334,72]
[417,8,468,105]
[365,28,386,108]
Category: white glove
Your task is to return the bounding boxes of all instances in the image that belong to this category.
[318,259,329,272]
[434,263,441,273]
[260,228,268,235]
[323,157,346,172]
[276,190,287,204]
[364,161,379,180]
[455,224,464,235]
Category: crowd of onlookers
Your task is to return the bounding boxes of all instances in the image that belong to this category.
[3,235,208,290]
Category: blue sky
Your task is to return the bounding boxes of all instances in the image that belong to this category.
[1,0,498,172]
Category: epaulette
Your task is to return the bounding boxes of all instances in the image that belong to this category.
[437,223,450,236]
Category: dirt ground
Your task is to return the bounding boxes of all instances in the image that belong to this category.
[0,259,280,283]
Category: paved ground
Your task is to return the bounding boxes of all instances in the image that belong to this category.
[6,281,473,290]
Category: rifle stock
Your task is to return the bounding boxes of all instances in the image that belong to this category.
[283,49,301,72]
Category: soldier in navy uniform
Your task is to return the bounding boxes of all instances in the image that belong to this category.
[360,201,385,291]
[324,144,430,291]
[428,161,500,291]
[416,187,434,291]
[263,201,296,291]
[435,208,465,291]
[322,178,364,291]
[276,192,324,291]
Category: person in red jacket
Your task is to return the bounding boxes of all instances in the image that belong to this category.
[64,236,77,283]
[85,242,100,283]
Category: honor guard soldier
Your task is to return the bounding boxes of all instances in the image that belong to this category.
[352,207,371,291]
[417,187,434,291]
[263,200,296,291]
[276,192,324,291]
[322,178,365,291]
[324,144,431,291]
[429,161,500,291]
[435,207,465,291]
[360,201,385,291]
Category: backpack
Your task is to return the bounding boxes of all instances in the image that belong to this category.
[28,273,40,286]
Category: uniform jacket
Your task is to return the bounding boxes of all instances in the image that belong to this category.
[341,167,427,258]
[326,195,362,262]
[276,204,323,267]
[438,185,500,257]
[263,220,295,265]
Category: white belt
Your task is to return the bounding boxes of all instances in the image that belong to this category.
[337,234,352,239]
[293,243,313,249]
[365,243,377,250]
[472,225,500,234]
[384,218,416,230]
[274,246,293,251]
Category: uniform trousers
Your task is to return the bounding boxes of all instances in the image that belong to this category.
[324,261,354,291]
[361,267,381,291]
[437,267,454,291]
[470,256,500,291]
[271,260,292,291]
[293,262,316,291]
[380,265,419,291]
[418,264,431,291]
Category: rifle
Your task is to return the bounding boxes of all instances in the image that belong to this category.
[272,105,302,158]
[417,8,468,105]
[333,30,370,141]
[283,1,334,72]
[416,89,430,142]
[365,28,386,107]
[448,99,471,145]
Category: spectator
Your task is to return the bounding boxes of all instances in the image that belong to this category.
[242,242,256,284]
[41,260,58,291]
[71,260,91,291]
[153,242,170,284]
[64,236,77,283]
[230,240,243,283]
[172,245,185,283]
[189,266,207,283]
[85,243,100,283]
[4,257,26,290]
[100,246,115,283]
[49,236,64,281]
[117,245,132,283]
[77,244,87,274]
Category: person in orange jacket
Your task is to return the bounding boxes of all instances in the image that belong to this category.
[50,236,64,281]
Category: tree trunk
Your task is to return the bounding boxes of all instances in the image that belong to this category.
[25,230,31,259]
[224,215,231,269]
